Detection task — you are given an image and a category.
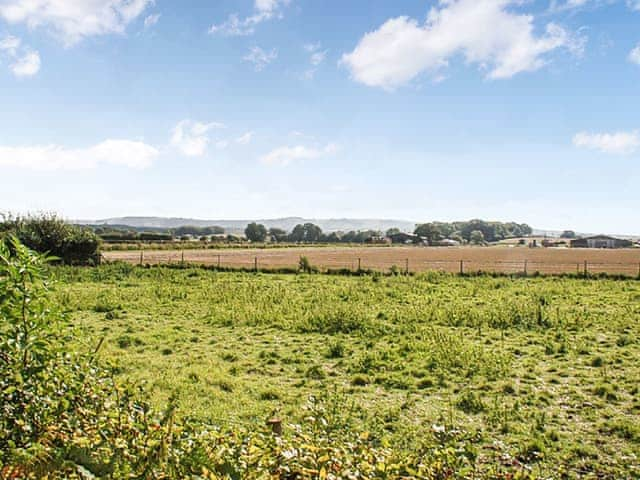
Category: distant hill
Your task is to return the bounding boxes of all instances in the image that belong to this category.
[79,216,418,234]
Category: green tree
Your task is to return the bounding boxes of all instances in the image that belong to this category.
[414,223,443,245]
[268,227,288,242]
[470,230,485,245]
[560,230,576,239]
[288,223,323,243]
[244,222,268,242]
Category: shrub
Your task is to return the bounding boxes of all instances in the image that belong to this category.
[0,213,101,265]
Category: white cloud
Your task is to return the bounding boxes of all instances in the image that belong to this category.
[0,34,20,55]
[0,34,40,77]
[627,0,640,11]
[208,0,290,36]
[143,12,160,28]
[302,42,327,79]
[341,0,585,90]
[235,131,254,145]
[629,44,640,64]
[170,119,225,157]
[0,0,154,46]
[10,50,40,76]
[243,46,277,71]
[260,143,338,166]
[573,131,640,154]
[0,139,159,170]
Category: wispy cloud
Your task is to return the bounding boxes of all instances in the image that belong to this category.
[170,119,225,157]
[0,35,40,77]
[301,42,328,79]
[629,44,640,65]
[144,13,161,29]
[260,143,338,166]
[209,0,290,36]
[0,139,159,170]
[243,46,277,71]
[573,130,640,154]
[235,131,255,145]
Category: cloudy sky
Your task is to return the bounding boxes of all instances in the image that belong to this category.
[0,0,638,232]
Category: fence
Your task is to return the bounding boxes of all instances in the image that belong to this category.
[106,249,640,277]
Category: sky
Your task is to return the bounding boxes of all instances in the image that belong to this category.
[0,0,639,233]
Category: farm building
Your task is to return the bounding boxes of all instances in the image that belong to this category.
[570,235,632,249]
[388,232,419,244]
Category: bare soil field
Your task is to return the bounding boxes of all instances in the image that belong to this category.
[104,246,640,276]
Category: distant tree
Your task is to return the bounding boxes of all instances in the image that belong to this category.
[560,230,576,239]
[385,228,401,237]
[470,230,485,245]
[414,223,443,245]
[244,223,268,242]
[268,228,288,243]
[288,223,323,243]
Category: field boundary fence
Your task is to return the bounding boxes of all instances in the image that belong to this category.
[103,250,640,278]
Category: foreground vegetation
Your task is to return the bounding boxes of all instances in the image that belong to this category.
[1,240,537,479]
[43,262,640,478]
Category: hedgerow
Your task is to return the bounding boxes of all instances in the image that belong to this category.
[0,213,100,265]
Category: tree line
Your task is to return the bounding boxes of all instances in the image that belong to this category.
[245,219,533,245]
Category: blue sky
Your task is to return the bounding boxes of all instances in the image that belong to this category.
[0,0,639,233]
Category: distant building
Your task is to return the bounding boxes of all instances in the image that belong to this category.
[388,232,419,244]
[570,235,632,249]
[433,238,461,247]
[365,235,391,245]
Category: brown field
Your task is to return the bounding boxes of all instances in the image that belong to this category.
[103,245,640,276]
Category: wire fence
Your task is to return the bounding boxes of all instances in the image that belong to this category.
[106,250,640,278]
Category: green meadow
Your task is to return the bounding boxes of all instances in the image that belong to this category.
[53,264,640,478]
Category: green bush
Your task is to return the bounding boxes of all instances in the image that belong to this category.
[0,213,100,265]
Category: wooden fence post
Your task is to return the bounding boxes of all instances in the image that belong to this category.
[139,250,143,266]
[584,260,588,277]
[405,258,409,275]
[181,250,185,265]
[524,260,528,276]
[358,258,361,272]
[255,256,258,272]
[217,254,221,269]
[459,260,464,275]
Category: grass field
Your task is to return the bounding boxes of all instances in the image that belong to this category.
[52,264,640,478]
[104,245,640,276]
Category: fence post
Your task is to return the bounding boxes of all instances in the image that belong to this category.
[524,260,528,276]
[255,256,258,272]
[459,260,464,275]
[358,258,361,272]
[577,263,580,275]
[217,254,221,269]
[181,250,185,265]
[584,260,588,277]
[139,250,143,266]
[405,258,409,275]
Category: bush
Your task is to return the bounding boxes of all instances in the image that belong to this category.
[0,213,101,265]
